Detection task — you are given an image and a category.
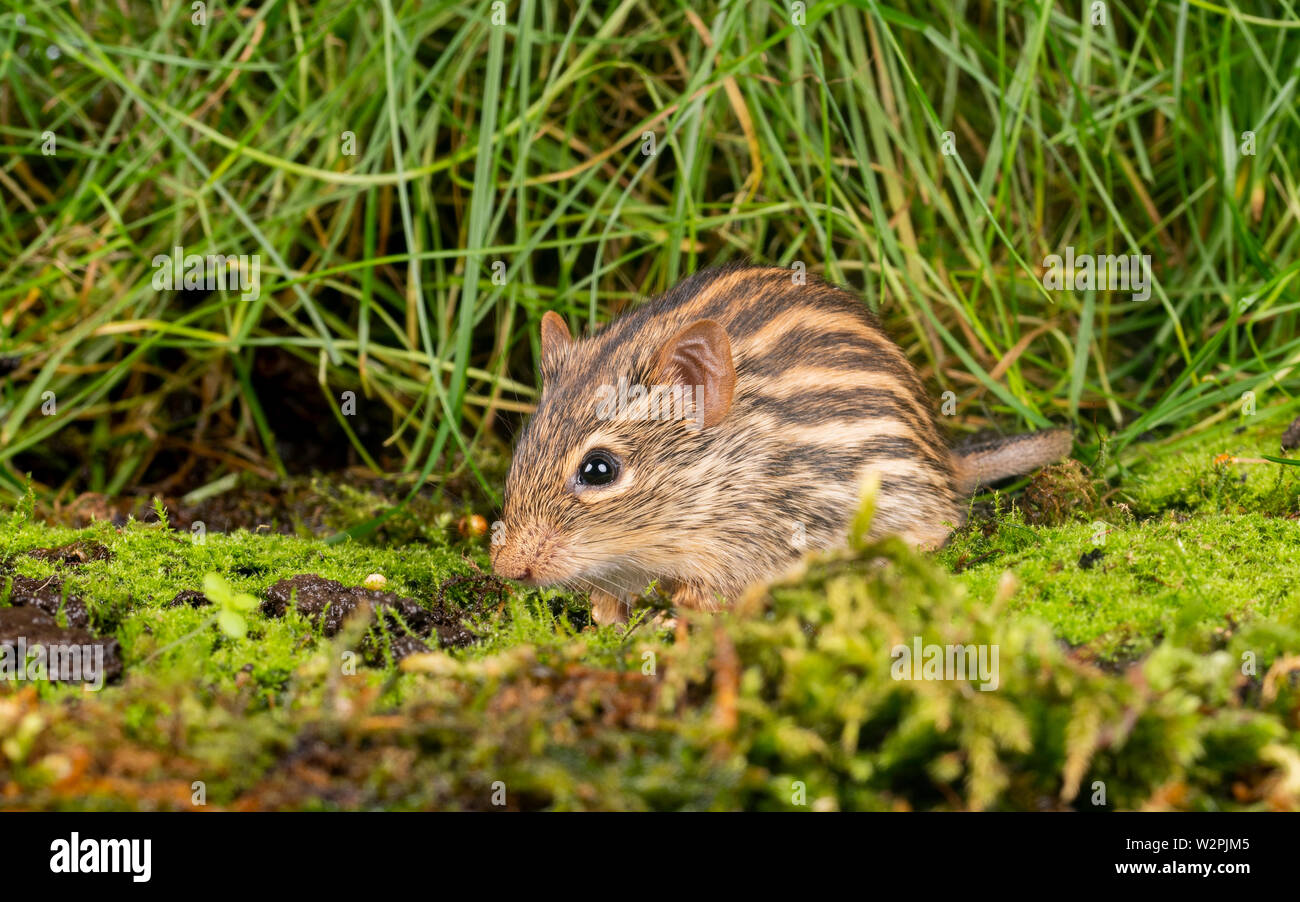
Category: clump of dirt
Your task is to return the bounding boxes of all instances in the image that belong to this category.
[385,633,433,661]
[1283,415,1300,451]
[166,590,211,609]
[429,573,510,646]
[0,606,123,684]
[262,575,433,637]
[25,541,113,567]
[3,575,90,628]
[261,573,501,658]
[1078,548,1104,570]
[1023,458,1100,526]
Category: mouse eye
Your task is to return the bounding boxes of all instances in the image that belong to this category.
[577,449,620,487]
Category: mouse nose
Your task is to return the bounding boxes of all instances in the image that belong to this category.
[490,542,530,581]
[494,561,530,581]
[490,521,556,585]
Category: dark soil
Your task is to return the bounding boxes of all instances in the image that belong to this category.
[1283,414,1300,451]
[1078,548,1105,570]
[262,574,433,637]
[26,541,114,566]
[167,590,212,609]
[3,574,90,628]
[260,574,496,659]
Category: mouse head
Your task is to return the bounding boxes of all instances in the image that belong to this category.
[491,309,736,593]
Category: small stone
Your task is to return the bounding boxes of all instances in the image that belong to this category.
[458,514,488,538]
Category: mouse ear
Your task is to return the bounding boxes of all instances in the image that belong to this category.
[653,319,735,429]
[539,311,572,381]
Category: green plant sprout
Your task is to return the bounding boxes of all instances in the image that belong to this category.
[203,573,260,640]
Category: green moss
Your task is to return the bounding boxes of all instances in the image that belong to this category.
[0,512,495,698]
[941,400,1300,660]
[944,512,1300,660]
[1115,399,1300,517]
[1,499,1297,811]
[3,409,1299,810]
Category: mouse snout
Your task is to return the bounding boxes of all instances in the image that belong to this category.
[491,554,533,582]
[490,521,561,586]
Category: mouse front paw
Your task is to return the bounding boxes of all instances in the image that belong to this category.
[589,589,629,626]
[669,582,726,613]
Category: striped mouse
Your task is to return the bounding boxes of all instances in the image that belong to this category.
[492,265,1072,624]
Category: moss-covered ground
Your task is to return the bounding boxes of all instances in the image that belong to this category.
[2,403,1298,811]
[943,401,1300,661]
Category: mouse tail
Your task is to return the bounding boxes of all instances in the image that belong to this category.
[951,428,1074,494]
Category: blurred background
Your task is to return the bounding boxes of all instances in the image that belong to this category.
[2,0,1298,530]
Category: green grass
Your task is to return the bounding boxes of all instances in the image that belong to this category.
[2,1,1299,515]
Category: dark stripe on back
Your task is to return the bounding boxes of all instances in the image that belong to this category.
[744,386,935,437]
[743,342,913,382]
